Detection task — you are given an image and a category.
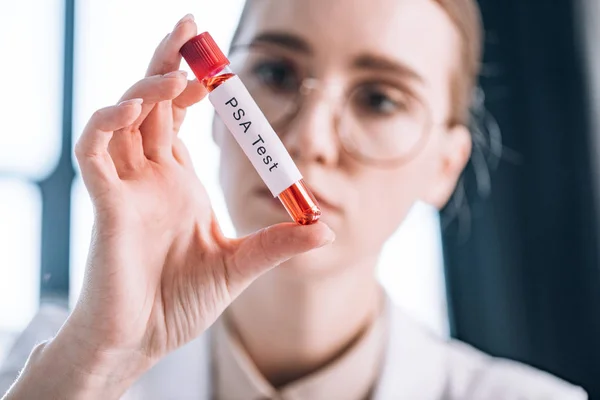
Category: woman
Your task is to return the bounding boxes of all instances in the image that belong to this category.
[0,0,587,398]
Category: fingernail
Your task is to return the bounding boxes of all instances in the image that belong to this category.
[164,70,188,78]
[118,98,143,107]
[175,14,194,28]
[322,226,336,246]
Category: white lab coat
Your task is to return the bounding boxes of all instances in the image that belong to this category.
[0,299,587,399]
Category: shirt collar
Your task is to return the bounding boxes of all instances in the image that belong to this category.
[211,302,388,400]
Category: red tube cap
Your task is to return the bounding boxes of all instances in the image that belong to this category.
[180,32,230,80]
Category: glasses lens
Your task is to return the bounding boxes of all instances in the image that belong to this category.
[229,46,303,130]
[339,83,431,164]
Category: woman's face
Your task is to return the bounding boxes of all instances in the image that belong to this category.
[214,0,471,275]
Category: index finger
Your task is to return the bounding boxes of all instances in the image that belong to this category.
[146,14,198,77]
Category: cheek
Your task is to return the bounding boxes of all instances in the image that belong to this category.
[344,159,437,251]
[363,169,421,226]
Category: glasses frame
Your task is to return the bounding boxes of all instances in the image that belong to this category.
[228,43,441,168]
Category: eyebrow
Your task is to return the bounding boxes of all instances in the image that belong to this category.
[243,33,425,85]
[249,32,313,55]
[352,54,425,85]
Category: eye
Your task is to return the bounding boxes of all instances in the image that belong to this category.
[252,60,300,93]
[353,85,409,117]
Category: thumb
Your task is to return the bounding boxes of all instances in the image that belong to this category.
[226,222,335,290]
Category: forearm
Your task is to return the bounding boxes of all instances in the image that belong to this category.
[2,327,150,400]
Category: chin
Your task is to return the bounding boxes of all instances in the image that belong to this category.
[270,244,348,281]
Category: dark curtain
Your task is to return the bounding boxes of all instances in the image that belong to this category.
[442,0,600,398]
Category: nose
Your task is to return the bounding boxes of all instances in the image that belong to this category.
[280,90,341,167]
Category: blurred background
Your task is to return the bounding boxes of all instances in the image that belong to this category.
[1,0,599,398]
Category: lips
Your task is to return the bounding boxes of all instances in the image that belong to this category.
[311,192,342,214]
[256,186,343,214]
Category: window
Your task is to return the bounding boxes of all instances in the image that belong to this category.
[0,0,64,361]
[0,0,63,179]
[0,181,41,331]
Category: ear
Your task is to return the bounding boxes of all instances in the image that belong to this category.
[423,124,472,209]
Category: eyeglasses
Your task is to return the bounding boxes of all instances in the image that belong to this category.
[228,44,434,167]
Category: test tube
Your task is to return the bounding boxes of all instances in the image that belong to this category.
[180,32,321,225]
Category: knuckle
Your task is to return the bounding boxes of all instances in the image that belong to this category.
[74,140,101,161]
[162,76,186,97]
[115,158,140,178]
[75,131,100,159]
[158,60,174,75]
[123,77,154,99]
[90,109,106,123]
[258,227,280,265]
[74,140,85,157]
[74,142,84,160]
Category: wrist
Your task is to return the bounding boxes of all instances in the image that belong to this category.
[5,326,152,400]
[53,320,153,397]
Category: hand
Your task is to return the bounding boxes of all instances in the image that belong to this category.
[63,13,334,386]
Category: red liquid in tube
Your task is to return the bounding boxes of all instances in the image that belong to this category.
[181,32,320,225]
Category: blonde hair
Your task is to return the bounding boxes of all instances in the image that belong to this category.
[434,0,484,125]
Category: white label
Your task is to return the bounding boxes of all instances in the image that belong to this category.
[209,75,302,197]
